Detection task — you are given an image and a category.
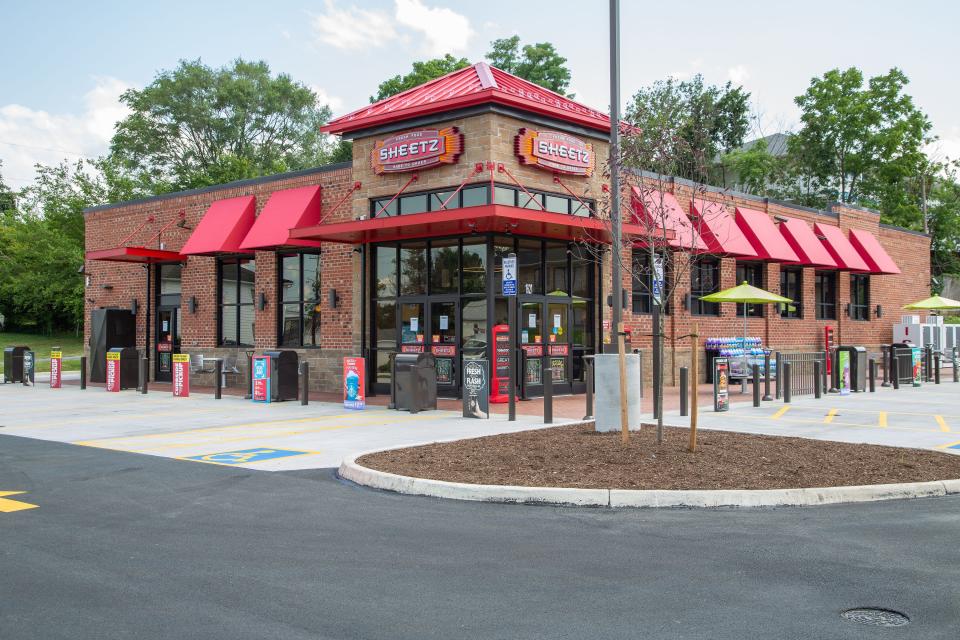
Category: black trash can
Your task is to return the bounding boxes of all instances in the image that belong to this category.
[891,342,915,386]
[835,346,867,392]
[108,347,140,390]
[3,346,30,384]
[394,352,437,413]
[262,350,299,401]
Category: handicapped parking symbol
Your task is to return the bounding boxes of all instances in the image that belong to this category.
[186,448,310,465]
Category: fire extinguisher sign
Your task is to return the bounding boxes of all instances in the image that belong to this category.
[50,351,62,389]
[172,353,190,397]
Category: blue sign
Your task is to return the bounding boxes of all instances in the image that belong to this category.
[252,355,271,403]
[502,255,517,296]
[186,448,310,465]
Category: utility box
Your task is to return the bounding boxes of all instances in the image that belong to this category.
[394,352,437,413]
[262,350,299,401]
[3,346,30,384]
[894,315,946,352]
[108,347,140,390]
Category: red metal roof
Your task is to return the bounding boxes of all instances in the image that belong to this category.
[848,228,900,274]
[289,204,649,245]
[777,217,837,268]
[239,185,323,251]
[689,200,757,258]
[630,187,707,251]
[180,195,257,256]
[813,223,870,271]
[85,247,184,263]
[323,62,612,135]
[733,207,799,263]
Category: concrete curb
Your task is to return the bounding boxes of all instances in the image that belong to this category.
[339,450,960,509]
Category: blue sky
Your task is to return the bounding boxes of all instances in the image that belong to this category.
[2,0,957,188]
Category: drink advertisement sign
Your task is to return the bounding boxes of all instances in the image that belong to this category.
[911,346,923,387]
[371,127,464,175]
[172,353,190,397]
[252,355,271,403]
[515,128,595,176]
[106,351,121,392]
[713,357,729,412]
[50,350,62,389]
[838,350,851,395]
[343,357,365,410]
[462,359,489,419]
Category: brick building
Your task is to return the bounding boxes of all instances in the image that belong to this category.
[83,62,931,396]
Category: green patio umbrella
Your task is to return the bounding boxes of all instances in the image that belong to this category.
[902,295,960,311]
[700,282,793,361]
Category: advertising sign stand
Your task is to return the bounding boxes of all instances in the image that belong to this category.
[106,351,121,392]
[911,346,922,387]
[503,253,517,422]
[462,360,489,419]
[22,350,35,386]
[252,355,271,403]
[713,357,729,412]
[172,353,190,397]
[343,357,366,410]
[838,350,851,396]
[50,348,62,389]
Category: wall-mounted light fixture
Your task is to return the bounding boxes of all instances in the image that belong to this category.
[101,284,114,291]
[328,289,338,309]
[876,305,883,318]
[773,215,788,224]
[258,292,267,311]
[606,290,629,308]
[130,299,138,316]
[188,296,197,314]
[845,302,851,317]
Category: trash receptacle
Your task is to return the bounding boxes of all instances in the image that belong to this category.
[835,346,868,392]
[394,352,437,413]
[108,347,140,390]
[891,342,914,386]
[262,350,299,401]
[4,346,30,383]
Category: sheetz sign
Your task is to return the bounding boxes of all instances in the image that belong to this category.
[515,128,595,176]
[371,127,464,175]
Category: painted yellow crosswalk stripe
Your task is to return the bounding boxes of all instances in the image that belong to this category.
[823,409,838,424]
[935,415,949,433]
[0,491,38,513]
[771,406,790,419]
[878,411,888,428]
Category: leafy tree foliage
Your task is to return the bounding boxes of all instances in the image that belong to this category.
[109,58,339,193]
[371,54,470,102]
[625,75,750,182]
[485,36,572,95]
[929,169,960,281]
[721,138,784,196]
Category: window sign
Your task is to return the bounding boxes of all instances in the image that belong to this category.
[528,314,537,328]
[522,330,529,343]
[553,313,561,329]
[462,360,489,419]
[343,357,366,410]
[439,315,448,330]
[410,317,419,332]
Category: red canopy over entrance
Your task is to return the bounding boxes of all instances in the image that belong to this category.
[85,246,184,263]
[180,195,256,256]
[777,217,836,268]
[813,223,869,271]
[240,185,323,250]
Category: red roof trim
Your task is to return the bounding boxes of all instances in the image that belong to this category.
[86,247,184,263]
[777,217,837,268]
[180,195,257,256]
[689,200,757,258]
[733,207,800,263]
[239,185,323,251]
[848,228,900,274]
[813,223,870,271]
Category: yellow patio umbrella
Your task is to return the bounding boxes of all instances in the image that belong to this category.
[701,282,793,353]
[902,295,960,311]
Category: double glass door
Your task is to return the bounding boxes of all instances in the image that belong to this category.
[516,297,589,397]
[156,306,181,382]
[398,298,460,397]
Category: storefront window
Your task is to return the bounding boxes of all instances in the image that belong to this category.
[376,301,396,349]
[779,268,802,318]
[571,250,591,299]
[495,186,516,206]
[816,271,837,320]
[461,185,489,208]
[278,252,321,347]
[430,240,458,294]
[462,299,487,359]
[430,191,458,210]
[159,264,181,295]
[850,274,870,320]
[736,261,764,318]
[218,257,255,346]
[545,243,568,295]
[690,259,720,316]
[518,239,542,295]
[400,194,428,215]
[632,251,670,315]
[462,240,487,294]
[375,246,397,297]
[545,195,568,214]
[400,243,427,295]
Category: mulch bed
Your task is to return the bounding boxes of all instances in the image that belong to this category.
[358,424,960,491]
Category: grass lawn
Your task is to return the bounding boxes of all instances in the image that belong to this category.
[0,332,84,373]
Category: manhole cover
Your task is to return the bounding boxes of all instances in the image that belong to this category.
[841,608,910,627]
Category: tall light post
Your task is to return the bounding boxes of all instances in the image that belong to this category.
[608,0,622,353]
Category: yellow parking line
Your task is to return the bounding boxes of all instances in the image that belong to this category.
[936,439,960,450]
[878,411,888,428]
[771,406,790,419]
[823,409,838,424]
[935,415,949,433]
[731,413,943,434]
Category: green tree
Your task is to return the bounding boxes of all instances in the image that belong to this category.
[371,55,470,102]
[485,36,572,95]
[721,138,783,196]
[0,162,16,213]
[109,58,339,193]
[625,75,750,182]
[929,170,960,281]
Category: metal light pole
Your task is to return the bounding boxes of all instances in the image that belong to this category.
[609,0,622,354]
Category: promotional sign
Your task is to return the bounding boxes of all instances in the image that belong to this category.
[22,350,35,385]
[652,255,665,305]
[823,326,835,376]
[49,351,62,389]
[514,128,595,176]
[371,127,464,175]
[106,351,121,392]
[502,255,517,296]
[911,346,923,387]
[713,357,729,412]
[252,355,271,403]
[838,350,851,395]
[343,357,366,410]
[462,359,489,419]
[431,344,456,357]
[491,324,510,403]
[172,353,190,397]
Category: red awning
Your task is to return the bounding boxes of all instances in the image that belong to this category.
[734,207,799,262]
[848,228,900,274]
[689,201,757,258]
[240,185,323,250]
[630,187,707,251]
[289,204,650,245]
[180,195,256,256]
[777,217,836,268]
[85,247,184,263]
[813,223,869,271]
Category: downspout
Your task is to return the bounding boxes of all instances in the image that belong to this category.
[145,264,151,379]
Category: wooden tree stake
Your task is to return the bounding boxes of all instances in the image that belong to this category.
[689,322,699,452]
[618,322,629,444]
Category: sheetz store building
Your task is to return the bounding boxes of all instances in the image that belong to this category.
[84,62,931,398]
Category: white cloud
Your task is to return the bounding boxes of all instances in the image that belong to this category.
[728,64,750,85]
[394,0,474,56]
[310,85,344,113]
[0,76,130,189]
[311,0,397,51]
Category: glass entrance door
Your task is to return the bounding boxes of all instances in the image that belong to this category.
[429,299,458,396]
[546,300,572,394]
[156,307,180,382]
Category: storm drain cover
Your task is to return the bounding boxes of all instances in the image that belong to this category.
[841,608,910,627]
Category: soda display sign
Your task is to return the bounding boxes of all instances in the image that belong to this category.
[343,357,366,410]
[252,355,271,403]
[50,350,62,389]
[838,351,851,395]
[371,127,464,175]
[713,357,729,412]
[106,351,121,392]
[515,128,595,176]
[172,353,190,397]
[911,347,922,387]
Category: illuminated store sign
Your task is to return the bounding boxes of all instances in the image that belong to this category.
[371,127,464,175]
[515,128,594,176]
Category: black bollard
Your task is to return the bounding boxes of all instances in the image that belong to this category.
[934,353,941,385]
[774,351,782,399]
[869,358,876,392]
[583,357,594,420]
[215,359,223,400]
[243,351,253,400]
[783,362,792,403]
[543,366,553,424]
[881,345,891,387]
[762,351,772,401]
[814,360,822,399]
[80,356,87,390]
[925,346,933,382]
[139,356,148,395]
[752,364,760,407]
[300,361,310,405]
[679,366,688,417]
[954,348,959,383]
[891,353,900,390]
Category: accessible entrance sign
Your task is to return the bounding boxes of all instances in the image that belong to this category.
[462,359,489,419]
[106,351,121,392]
[252,355,271,403]
[502,255,517,296]
[49,350,62,389]
[172,353,190,397]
